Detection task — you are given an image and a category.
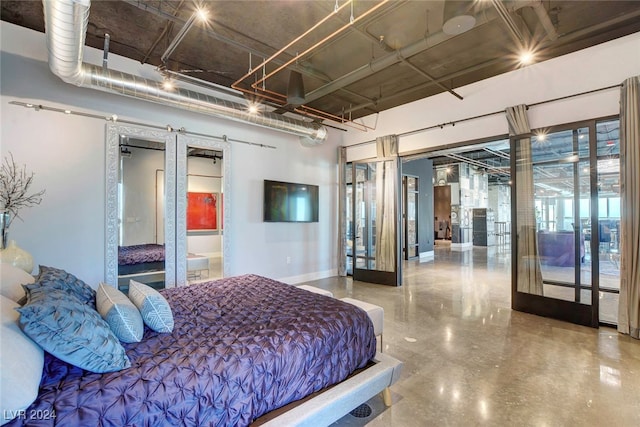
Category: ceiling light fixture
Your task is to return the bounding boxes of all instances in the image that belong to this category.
[518,50,535,66]
[247,103,260,114]
[536,132,547,142]
[442,1,477,36]
[162,79,175,91]
[196,7,209,23]
[286,70,306,106]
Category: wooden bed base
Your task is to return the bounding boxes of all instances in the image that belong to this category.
[255,352,403,426]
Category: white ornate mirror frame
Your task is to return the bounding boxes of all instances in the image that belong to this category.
[105,123,231,287]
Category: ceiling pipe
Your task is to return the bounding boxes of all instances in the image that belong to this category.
[490,0,525,44]
[160,9,198,64]
[42,0,327,145]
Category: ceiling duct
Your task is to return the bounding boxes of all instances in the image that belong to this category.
[42,0,327,145]
[442,0,477,36]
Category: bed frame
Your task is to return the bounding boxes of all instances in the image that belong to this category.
[260,352,403,426]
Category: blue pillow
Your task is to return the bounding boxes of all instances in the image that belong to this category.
[16,288,131,373]
[128,280,174,333]
[96,283,144,343]
[35,265,96,308]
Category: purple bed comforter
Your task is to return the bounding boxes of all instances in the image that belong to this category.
[118,243,165,266]
[10,275,376,426]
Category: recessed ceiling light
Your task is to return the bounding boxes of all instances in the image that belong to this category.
[247,103,259,114]
[519,50,535,66]
[162,79,175,91]
[196,8,209,23]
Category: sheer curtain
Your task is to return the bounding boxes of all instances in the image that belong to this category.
[506,105,544,295]
[375,135,398,272]
[618,76,640,339]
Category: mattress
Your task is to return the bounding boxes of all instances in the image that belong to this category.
[9,274,376,426]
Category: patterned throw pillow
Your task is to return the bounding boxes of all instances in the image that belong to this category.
[128,280,174,333]
[96,283,144,343]
[16,288,131,373]
[34,265,96,308]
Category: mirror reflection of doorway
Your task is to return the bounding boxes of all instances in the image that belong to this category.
[117,137,168,291]
[185,147,224,283]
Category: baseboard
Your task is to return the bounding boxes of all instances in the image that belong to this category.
[277,269,338,285]
[451,242,473,251]
[419,251,434,260]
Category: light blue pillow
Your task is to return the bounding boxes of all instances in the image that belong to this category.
[35,265,96,308]
[128,280,174,333]
[96,283,144,343]
[16,288,131,373]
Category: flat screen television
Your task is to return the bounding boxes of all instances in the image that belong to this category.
[263,180,319,222]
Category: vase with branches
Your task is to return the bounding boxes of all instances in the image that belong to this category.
[0,152,46,249]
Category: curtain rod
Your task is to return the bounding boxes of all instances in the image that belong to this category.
[7,100,277,150]
[345,83,623,148]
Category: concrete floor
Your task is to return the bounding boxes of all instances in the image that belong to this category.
[300,245,640,426]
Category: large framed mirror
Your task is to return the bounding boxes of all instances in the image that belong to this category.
[105,124,231,289]
[175,134,231,288]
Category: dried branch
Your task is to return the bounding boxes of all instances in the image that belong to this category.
[0,152,46,226]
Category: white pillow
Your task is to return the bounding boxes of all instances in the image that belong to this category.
[0,263,34,303]
[0,294,44,425]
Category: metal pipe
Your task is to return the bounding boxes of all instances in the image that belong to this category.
[490,0,525,44]
[531,1,558,42]
[102,33,110,70]
[160,10,197,64]
[42,0,327,144]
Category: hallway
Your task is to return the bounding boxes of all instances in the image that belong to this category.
[301,245,640,426]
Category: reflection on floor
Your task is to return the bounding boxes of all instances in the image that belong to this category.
[299,245,639,426]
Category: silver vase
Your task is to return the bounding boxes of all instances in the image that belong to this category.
[0,212,9,250]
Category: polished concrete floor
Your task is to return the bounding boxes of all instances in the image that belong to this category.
[300,245,640,426]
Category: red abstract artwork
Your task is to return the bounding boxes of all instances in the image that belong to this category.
[187,192,217,230]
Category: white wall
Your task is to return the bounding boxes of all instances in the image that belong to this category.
[0,21,340,286]
[343,32,640,160]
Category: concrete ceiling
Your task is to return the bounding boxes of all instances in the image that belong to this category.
[2,0,640,128]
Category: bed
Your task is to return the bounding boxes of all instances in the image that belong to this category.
[117,243,166,275]
[1,272,402,426]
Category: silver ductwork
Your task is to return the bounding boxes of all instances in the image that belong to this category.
[42,0,328,145]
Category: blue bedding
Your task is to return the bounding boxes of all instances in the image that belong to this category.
[9,274,376,426]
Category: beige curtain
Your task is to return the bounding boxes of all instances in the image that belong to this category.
[618,76,640,339]
[375,135,398,272]
[338,147,348,276]
[506,105,544,295]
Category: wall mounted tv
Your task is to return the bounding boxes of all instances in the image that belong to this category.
[263,180,319,223]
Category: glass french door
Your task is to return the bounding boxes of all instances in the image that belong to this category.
[511,118,621,327]
[403,175,419,259]
[350,160,401,286]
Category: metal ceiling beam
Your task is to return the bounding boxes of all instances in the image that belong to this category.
[445,153,510,176]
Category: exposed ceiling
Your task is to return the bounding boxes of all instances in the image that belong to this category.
[419,118,621,197]
[2,0,640,130]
